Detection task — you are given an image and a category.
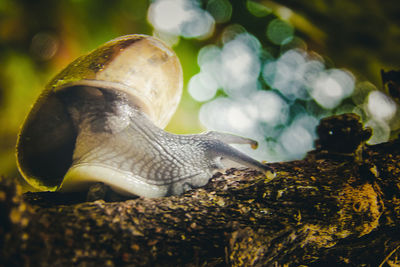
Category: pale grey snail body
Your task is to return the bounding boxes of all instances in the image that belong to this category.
[16,34,274,198]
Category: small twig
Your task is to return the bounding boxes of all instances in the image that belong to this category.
[379,244,400,267]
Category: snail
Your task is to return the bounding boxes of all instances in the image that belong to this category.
[16,34,274,198]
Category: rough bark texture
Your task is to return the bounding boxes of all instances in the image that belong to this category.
[1,113,400,266]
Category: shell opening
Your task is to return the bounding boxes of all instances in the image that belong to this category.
[16,92,75,190]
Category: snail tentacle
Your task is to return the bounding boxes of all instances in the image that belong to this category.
[203,131,259,148]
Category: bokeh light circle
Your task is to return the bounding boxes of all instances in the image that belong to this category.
[266,19,294,45]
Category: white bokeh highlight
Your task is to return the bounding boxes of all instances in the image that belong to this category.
[190,28,373,161]
[220,35,261,97]
[148,0,215,40]
[188,72,219,102]
[251,90,289,126]
[367,91,397,121]
[148,0,395,161]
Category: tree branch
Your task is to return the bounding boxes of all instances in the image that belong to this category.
[1,114,400,266]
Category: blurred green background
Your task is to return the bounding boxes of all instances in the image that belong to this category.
[0,0,399,186]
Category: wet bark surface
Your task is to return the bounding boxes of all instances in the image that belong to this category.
[1,114,400,266]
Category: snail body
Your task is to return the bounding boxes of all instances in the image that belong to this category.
[16,34,273,197]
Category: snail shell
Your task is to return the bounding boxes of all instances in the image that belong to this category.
[16,34,273,197]
[17,35,181,190]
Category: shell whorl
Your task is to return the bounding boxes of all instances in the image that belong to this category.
[51,34,183,128]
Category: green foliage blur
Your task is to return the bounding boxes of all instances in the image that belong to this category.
[0,0,399,183]
[0,0,204,181]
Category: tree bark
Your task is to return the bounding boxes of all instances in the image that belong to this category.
[1,114,400,266]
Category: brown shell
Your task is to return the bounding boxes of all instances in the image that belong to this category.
[16,34,183,190]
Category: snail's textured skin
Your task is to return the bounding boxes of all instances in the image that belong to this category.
[16,35,274,197]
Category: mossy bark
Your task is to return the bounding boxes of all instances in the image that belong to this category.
[1,114,400,266]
